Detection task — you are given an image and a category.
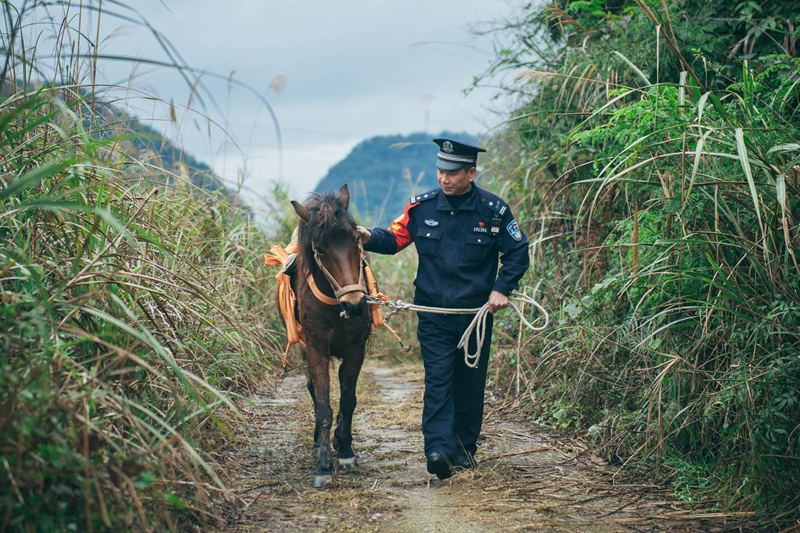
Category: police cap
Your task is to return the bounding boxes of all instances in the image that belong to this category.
[433,138,486,171]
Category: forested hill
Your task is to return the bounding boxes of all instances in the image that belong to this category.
[91,97,248,211]
[314,132,476,226]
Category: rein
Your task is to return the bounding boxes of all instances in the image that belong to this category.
[364,292,549,368]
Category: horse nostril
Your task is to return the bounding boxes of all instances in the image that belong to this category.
[340,297,365,317]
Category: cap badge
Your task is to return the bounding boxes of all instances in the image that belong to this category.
[442,140,454,153]
[424,219,439,227]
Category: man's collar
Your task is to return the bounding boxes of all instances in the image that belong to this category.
[436,185,478,211]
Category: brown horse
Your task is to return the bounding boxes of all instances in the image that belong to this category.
[287,184,372,488]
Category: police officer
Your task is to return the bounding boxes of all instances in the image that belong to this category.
[358,138,529,479]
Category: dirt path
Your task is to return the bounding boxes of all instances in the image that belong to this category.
[220,361,720,532]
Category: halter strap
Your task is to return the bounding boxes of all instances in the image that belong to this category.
[312,241,367,302]
[306,273,339,306]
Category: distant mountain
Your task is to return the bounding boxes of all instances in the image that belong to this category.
[1,82,249,212]
[314,132,477,227]
[89,98,248,212]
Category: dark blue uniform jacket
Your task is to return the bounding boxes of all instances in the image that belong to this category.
[364,185,529,308]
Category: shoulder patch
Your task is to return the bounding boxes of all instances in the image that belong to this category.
[411,188,439,204]
[506,219,522,241]
[478,189,508,216]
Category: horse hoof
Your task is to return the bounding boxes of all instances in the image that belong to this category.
[338,456,357,470]
[312,474,332,488]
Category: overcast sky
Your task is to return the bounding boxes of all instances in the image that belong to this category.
[88,0,523,213]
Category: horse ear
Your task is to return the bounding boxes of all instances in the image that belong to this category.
[291,200,309,222]
[338,184,350,210]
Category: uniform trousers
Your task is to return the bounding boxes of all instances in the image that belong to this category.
[417,311,493,458]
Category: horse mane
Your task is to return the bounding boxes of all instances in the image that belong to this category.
[296,191,358,268]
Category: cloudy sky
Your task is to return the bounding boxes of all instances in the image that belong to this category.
[89,1,523,213]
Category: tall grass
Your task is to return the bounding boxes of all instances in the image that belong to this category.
[1,2,283,530]
[479,0,800,523]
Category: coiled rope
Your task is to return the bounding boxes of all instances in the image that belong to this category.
[364,292,549,368]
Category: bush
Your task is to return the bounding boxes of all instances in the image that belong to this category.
[477,0,800,523]
[0,3,283,530]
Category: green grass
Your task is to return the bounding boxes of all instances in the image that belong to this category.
[0,2,286,530]
[472,1,800,526]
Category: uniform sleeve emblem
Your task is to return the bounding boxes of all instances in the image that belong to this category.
[506,219,522,241]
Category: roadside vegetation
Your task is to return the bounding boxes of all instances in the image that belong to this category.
[3,0,799,530]
[475,0,800,526]
[0,2,284,530]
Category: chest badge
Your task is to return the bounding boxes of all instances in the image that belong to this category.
[473,222,488,233]
[506,219,523,241]
[424,219,439,227]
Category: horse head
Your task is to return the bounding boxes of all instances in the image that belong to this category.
[292,184,367,317]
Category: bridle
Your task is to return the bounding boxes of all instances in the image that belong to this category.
[309,240,367,315]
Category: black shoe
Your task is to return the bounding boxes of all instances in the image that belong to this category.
[426,451,454,479]
[453,452,477,470]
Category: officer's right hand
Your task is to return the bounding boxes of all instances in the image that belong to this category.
[357,226,372,243]
[487,290,509,313]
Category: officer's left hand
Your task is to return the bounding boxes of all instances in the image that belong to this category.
[487,290,509,313]
[357,225,372,243]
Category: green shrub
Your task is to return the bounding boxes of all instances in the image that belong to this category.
[477,0,800,523]
[0,2,283,530]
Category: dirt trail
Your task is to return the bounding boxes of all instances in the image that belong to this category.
[221,361,719,532]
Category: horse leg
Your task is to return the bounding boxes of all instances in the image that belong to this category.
[306,346,334,488]
[301,348,322,449]
[332,343,365,470]
[306,374,322,449]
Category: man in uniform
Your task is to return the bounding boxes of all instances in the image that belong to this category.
[357,138,529,479]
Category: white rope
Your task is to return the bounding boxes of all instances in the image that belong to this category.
[365,292,549,368]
